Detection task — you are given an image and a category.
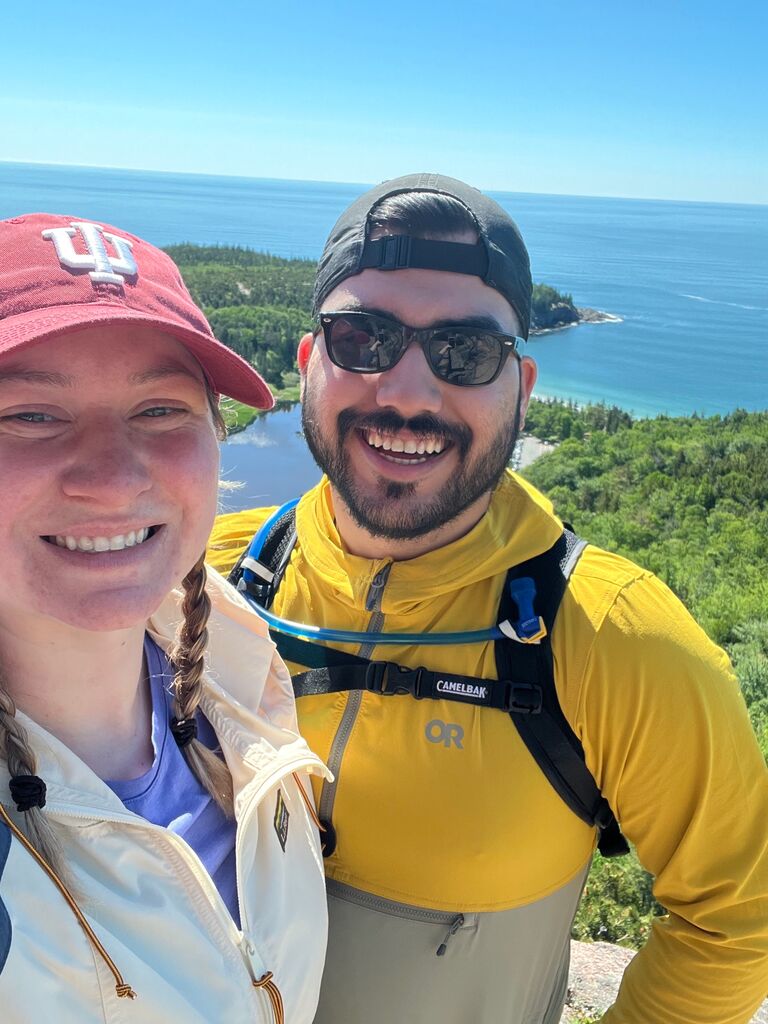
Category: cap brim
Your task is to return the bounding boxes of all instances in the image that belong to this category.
[0,303,275,410]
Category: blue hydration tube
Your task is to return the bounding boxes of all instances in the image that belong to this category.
[247,599,505,646]
[240,498,504,646]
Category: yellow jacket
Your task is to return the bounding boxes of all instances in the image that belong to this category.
[209,471,768,1024]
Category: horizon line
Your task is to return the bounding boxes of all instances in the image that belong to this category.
[3,158,766,210]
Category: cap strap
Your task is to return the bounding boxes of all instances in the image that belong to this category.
[360,236,489,276]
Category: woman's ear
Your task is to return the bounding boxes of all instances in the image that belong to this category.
[297,333,313,374]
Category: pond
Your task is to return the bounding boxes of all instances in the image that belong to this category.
[218,403,320,513]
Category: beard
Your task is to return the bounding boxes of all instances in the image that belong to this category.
[301,388,522,540]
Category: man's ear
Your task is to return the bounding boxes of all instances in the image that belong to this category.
[297,332,313,374]
[518,356,538,430]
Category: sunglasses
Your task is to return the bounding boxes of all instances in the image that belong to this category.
[316,310,523,387]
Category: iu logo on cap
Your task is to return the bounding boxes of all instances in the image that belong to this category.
[41,221,138,286]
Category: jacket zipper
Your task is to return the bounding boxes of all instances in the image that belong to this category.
[42,753,324,1021]
[326,878,475,956]
[317,564,392,832]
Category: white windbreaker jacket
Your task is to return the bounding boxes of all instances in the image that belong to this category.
[0,568,331,1023]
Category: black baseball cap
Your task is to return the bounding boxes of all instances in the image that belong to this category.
[312,173,533,339]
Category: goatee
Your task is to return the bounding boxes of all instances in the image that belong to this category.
[301,391,522,540]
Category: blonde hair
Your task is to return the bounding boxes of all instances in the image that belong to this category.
[0,684,67,876]
[169,554,234,815]
[171,393,234,812]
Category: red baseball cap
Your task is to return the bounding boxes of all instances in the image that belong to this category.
[0,213,274,409]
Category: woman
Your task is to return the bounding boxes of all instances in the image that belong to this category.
[0,214,329,1022]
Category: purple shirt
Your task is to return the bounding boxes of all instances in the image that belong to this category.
[107,636,240,927]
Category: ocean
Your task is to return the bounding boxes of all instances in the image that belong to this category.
[1,161,766,418]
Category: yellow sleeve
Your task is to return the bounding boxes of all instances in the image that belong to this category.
[206,507,277,576]
[577,573,768,1024]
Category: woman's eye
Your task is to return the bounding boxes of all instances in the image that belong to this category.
[139,406,183,418]
[8,411,57,423]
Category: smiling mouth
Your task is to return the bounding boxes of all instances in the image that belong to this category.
[42,526,160,553]
[360,428,452,464]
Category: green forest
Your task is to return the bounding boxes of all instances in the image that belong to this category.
[170,244,767,950]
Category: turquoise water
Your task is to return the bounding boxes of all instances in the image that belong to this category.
[2,161,766,417]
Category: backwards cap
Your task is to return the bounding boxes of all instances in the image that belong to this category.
[0,214,274,409]
[313,172,533,338]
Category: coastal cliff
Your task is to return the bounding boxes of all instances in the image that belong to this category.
[530,283,620,333]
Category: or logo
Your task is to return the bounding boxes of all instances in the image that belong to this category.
[435,678,489,702]
[42,221,137,285]
[273,789,290,851]
[425,719,464,749]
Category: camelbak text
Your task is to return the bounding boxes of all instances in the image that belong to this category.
[435,679,489,701]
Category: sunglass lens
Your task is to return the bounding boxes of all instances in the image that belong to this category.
[328,316,401,372]
[427,330,504,385]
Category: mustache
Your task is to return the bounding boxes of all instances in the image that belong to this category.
[337,409,472,459]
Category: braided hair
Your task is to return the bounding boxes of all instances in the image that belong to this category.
[169,554,234,816]
[0,681,67,878]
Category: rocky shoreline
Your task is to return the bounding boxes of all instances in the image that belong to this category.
[531,306,622,336]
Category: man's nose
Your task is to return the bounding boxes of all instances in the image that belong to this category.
[374,339,443,415]
[60,423,152,505]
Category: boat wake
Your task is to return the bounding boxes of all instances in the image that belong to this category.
[680,293,768,312]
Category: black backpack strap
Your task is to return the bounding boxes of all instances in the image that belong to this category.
[496,530,628,857]
[230,508,628,857]
[228,502,298,610]
[274,632,539,712]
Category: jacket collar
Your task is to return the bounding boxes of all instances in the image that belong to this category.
[295,471,563,615]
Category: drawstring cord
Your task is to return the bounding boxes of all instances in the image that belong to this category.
[254,971,285,1023]
[0,777,319,1015]
[0,802,137,999]
[292,771,325,832]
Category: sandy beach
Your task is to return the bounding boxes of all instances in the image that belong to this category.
[512,435,557,471]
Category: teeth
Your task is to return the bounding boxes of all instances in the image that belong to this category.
[365,430,445,456]
[51,528,153,553]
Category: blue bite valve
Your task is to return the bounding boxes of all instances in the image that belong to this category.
[507,577,545,641]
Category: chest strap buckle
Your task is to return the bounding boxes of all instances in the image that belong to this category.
[503,682,543,715]
[365,661,426,698]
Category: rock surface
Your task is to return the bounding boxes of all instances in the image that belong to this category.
[560,940,768,1022]
[530,306,622,335]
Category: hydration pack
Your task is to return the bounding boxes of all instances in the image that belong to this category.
[229,501,628,858]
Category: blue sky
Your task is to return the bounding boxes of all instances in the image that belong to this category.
[2,0,765,203]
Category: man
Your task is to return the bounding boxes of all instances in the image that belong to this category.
[209,174,768,1023]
